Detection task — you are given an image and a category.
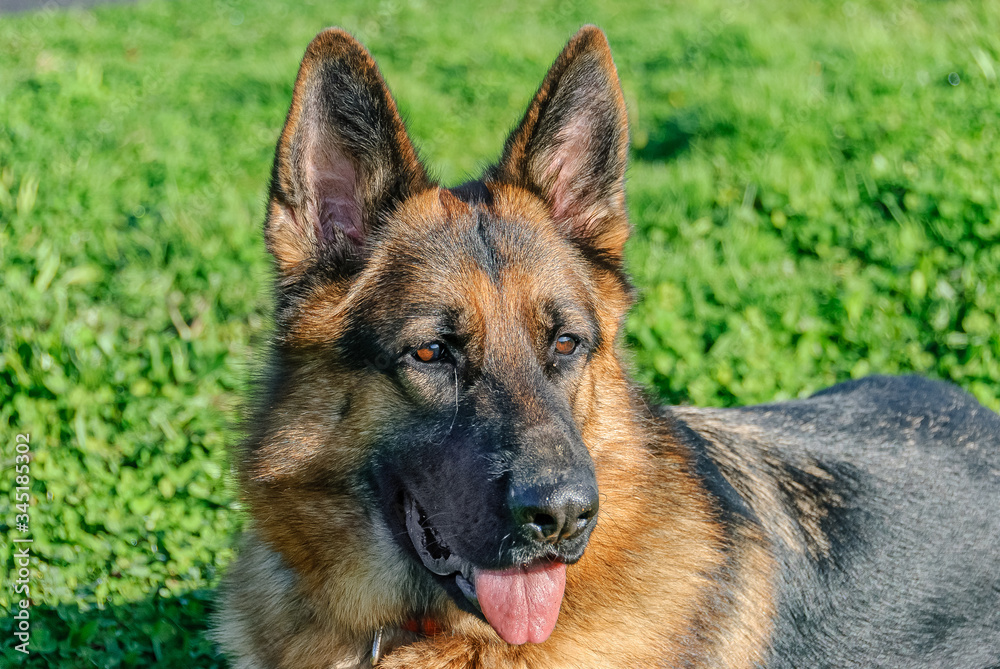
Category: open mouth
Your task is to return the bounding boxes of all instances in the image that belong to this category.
[402,492,480,602]
[402,492,568,645]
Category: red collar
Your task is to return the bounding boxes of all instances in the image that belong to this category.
[402,617,445,636]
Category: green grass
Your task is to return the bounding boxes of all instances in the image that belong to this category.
[1,0,998,665]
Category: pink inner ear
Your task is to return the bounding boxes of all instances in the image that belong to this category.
[306,142,364,247]
[543,115,593,227]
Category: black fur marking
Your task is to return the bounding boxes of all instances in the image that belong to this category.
[684,421,759,526]
[448,180,494,207]
[732,376,1000,667]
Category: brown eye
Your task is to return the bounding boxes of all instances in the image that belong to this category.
[413,342,446,363]
[554,334,578,356]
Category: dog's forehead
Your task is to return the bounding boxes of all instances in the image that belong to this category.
[342,184,602,347]
[376,185,584,292]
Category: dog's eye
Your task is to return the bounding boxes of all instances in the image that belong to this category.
[554,334,579,356]
[413,342,447,363]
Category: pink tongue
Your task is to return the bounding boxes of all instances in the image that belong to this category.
[473,562,567,645]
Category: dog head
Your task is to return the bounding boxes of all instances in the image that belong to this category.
[244,25,632,646]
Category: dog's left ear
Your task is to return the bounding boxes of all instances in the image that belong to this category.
[487,26,630,262]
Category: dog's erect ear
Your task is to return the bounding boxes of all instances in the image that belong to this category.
[486,26,630,262]
[266,28,433,280]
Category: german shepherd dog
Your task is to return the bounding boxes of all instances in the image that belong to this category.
[215,26,1000,668]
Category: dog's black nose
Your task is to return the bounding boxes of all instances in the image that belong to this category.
[509,475,599,544]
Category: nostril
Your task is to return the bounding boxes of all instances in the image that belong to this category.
[567,504,597,539]
[510,479,600,545]
[523,511,562,544]
[532,512,558,534]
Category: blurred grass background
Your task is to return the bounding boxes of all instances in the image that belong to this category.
[1,0,998,665]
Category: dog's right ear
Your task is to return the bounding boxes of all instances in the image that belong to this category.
[265,28,432,282]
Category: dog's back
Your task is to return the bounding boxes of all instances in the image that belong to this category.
[673,375,1000,667]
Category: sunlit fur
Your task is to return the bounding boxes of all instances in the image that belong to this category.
[216,24,1000,669]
